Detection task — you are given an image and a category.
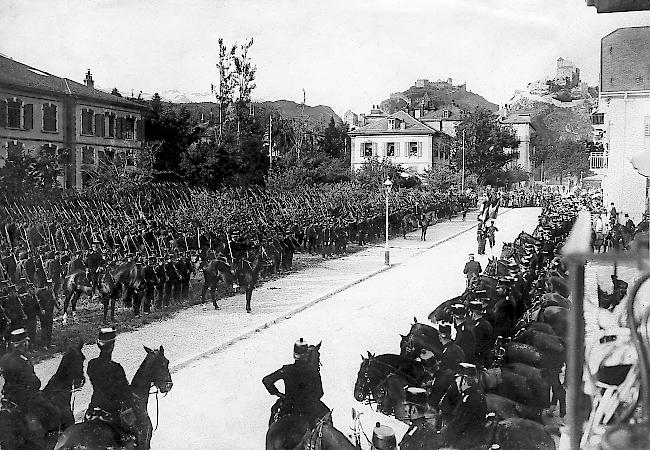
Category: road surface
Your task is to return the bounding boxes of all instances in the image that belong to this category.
[148,207,541,449]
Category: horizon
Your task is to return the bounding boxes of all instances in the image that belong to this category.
[2,0,649,118]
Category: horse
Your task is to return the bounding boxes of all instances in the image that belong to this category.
[354,353,424,407]
[400,318,442,359]
[0,343,85,449]
[55,345,173,450]
[399,415,556,450]
[401,214,419,239]
[265,411,354,450]
[204,249,264,312]
[62,270,93,324]
[418,212,435,241]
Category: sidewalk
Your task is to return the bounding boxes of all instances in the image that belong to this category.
[34,209,511,419]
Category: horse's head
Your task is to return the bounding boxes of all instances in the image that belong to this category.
[142,345,173,394]
[61,341,86,390]
[354,352,376,402]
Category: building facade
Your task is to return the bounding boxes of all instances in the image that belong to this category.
[501,113,535,176]
[591,26,650,222]
[0,55,146,189]
[349,110,452,173]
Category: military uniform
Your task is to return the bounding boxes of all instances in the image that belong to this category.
[36,286,56,348]
[19,290,41,348]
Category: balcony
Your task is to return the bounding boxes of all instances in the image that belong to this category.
[589,151,608,170]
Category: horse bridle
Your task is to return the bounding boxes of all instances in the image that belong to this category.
[359,358,420,406]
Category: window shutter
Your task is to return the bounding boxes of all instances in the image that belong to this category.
[24,104,33,130]
[395,142,400,157]
[136,118,144,141]
[373,142,378,156]
[0,100,6,128]
[95,114,104,137]
[359,142,364,157]
[382,142,387,157]
[645,116,650,137]
[116,117,123,139]
[417,142,422,157]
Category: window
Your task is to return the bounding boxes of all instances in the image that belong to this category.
[43,104,58,132]
[81,109,94,135]
[592,113,604,126]
[409,141,421,157]
[442,110,451,119]
[363,142,373,157]
[107,114,115,137]
[645,117,650,137]
[123,117,135,140]
[94,113,104,137]
[388,119,395,130]
[7,99,21,128]
[434,149,439,158]
[386,142,396,157]
[82,146,95,165]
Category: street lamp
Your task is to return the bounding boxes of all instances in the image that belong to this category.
[384,178,393,266]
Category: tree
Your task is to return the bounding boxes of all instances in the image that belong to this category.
[146,105,200,180]
[453,107,520,184]
[535,139,591,180]
[0,145,65,201]
[318,117,347,159]
[215,38,237,141]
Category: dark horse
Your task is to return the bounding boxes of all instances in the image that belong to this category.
[55,345,173,450]
[0,343,85,449]
[201,249,264,312]
[266,343,353,450]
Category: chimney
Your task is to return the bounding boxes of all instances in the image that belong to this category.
[84,69,94,89]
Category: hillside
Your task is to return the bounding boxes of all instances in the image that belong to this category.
[379,82,498,114]
[505,96,594,144]
[174,100,342,130]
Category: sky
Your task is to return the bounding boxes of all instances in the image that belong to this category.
[1,0,649,117]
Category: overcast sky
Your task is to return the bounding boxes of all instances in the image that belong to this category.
[1,0,649,117]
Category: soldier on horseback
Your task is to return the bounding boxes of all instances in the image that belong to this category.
[262,338,329,427]
[0,328,59,447]
[85,327,139,448]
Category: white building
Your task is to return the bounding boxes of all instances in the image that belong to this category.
[590,26,650,222]
[501,113,535,176]
[349,110,452,173]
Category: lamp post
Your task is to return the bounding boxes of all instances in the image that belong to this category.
[384,178,393,266]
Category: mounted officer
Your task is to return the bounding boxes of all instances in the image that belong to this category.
[262,338,329,427]
[85,327,139,448]
[0,328,59,446]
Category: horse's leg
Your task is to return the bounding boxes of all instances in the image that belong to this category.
[211,285,219,310]
[200,281,208,307]
[102,295,109,324]
[245,287,252,313]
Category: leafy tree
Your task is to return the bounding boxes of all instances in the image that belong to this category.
[215,38,237,141]
[146,106,200,180]
[353,157,413,190]
[533,139,591,180]
[453,107,520,184]
[0,145,64,200]
[318,117,348,159]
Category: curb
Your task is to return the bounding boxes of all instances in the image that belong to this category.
[168,207,516,374]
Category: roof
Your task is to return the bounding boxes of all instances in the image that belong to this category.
[502,114,535,129]
[419,105,464,122]
[0,55,144,109]
[348,110,437,136]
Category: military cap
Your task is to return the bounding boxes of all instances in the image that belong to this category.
[372,423,396,450]
[468,300,484,312]
[10,328,29,343]
[293,337,309,359]
[451,303,466,316]
[457,362,478,377]
[97,327,116,346]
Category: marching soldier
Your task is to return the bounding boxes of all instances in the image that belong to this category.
[486,220,499,250]
[19,283,42,351]
[36,280,57,349]
[462,253,482,287]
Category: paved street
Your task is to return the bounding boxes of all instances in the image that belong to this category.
[141,207,539,449]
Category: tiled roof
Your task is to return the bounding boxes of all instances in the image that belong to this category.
[348,110,436,136]
[0,54,144,109]
[419,105,464,121]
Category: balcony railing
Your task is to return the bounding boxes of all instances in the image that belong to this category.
[589,151,608,170]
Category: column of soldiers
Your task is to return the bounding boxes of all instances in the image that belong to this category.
[0,184,471,353]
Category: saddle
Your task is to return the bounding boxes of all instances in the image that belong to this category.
[85,407,137,446]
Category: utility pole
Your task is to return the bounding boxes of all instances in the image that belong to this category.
[269,114,273,171]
